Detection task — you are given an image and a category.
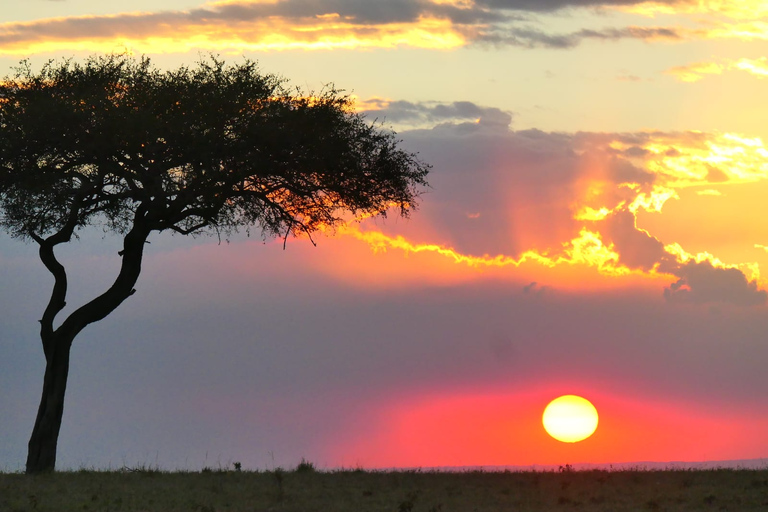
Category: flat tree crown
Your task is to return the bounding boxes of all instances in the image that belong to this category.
[0,55,429,242]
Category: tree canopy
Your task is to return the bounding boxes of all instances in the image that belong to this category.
[0,55,428,243]
[0,54,429,474]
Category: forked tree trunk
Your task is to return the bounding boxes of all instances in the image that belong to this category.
[25,222,149,474]
[26,335,73,473]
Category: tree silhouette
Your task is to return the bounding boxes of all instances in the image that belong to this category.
[0,55,429,474]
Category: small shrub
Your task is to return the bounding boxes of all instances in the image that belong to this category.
[296,458,316,473]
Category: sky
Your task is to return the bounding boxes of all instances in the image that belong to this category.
[2,0,768,471]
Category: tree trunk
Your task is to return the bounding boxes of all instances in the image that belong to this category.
[25,222,149,474]
[25,336,73,474]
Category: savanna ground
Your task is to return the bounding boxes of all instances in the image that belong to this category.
[3,463,768,512]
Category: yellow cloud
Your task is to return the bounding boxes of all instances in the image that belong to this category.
[573,206,615,221]
[665,61,726,82]
[342,224,632,278]
[666,57,768,82]
[615,2,768,44]
[619,0,768,20]
[734,57,768,76]
[635,133,768,187]
[628,186,679,214]
[708,21,768,40]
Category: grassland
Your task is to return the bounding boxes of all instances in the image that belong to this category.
[2,465,768,512]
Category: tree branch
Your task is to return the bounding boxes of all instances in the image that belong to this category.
[56,218,151,342]
[170,220,210,235]
[28,179,103,359]
[31,232,69,362]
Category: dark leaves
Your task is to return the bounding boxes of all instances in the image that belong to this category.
[0,54,429,242]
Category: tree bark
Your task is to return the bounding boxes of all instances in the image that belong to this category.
[25,335,73,473]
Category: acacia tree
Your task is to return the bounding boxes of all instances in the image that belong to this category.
[0,55,429,474]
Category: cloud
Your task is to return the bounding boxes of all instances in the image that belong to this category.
[0,1,487,54]
[620,0,768,19]
[328,118,768,305]
[472,25,684,48]
[474,0,678,12]
[664,260,767,306]
[666,58,768,82]
[599,210,670,271]
[596,211,766,306]
[0,0,756,55]
[617,73,643,82]
[665,62,725,82]
[733,57,768,77]
[359,99,513,130]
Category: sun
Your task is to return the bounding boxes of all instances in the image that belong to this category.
[542,395,599,443]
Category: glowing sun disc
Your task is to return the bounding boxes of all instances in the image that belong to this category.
[542,395,599,443]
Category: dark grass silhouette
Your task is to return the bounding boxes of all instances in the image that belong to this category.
[3,465,768,511]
